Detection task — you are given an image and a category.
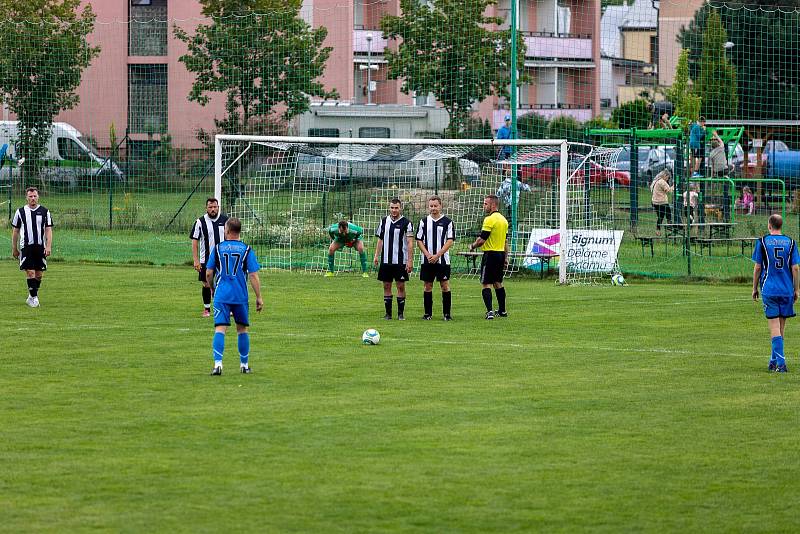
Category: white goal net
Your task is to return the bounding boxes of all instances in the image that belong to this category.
[215,135,624,284]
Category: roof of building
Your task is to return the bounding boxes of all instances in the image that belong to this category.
[601,0,658,58]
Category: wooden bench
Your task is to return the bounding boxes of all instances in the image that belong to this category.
[696,237,759,256]
[456,251,556,278]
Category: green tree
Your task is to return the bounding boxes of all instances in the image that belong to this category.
[547,116,583,143]
[693,10,738,120]
[679,1,800,120]
[380,0,528,136]
[665,49,701,125]
[611,99,650,129]
[0,0,99,180]
[174,0,337,136]
[517,113,549,139]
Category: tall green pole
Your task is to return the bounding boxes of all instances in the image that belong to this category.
[509,0,518,252]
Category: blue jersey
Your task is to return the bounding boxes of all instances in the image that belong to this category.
[206,240,260,304]
[752,234,799,297]
[689,123,705,149]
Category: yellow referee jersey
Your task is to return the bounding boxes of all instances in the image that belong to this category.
[481,211,508,251]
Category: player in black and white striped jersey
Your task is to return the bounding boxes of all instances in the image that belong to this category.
[11,187,54,308]
[416,195,455,321]
[191,198,228,317]
[373,198,414,320]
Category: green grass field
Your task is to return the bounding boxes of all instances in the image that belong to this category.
[2,262,799,532]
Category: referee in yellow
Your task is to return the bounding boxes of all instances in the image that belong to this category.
[469,194,509,319]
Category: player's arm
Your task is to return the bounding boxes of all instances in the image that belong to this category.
[205,267,215,288]
[406,234,414,272]
[249,272,263,312]
[793,264,799,303]
[752,263,761,300]
[11,226,19,258]
[44,226,52,256]
[416,238,432,262]
[191,239,201,271]
[373,239,383,266]
[504,237,510,267]
[470,231,490,252]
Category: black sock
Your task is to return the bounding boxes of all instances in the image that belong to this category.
[496,287,506,313]
[202,287,212,308]
[384,296,393,316]
[423,291,433,316]
[442,291,451,316]
[482,288,493,311]
[397,297,406,315]
[27,278,36,297]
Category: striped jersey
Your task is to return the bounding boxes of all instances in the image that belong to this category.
[375,216,413,265]
[12,205,53,248]
[752,234,800,297]
[416,215,455,265]
[190,213,228,264]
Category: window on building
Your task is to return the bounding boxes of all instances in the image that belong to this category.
[359,127,390,138]
[650,35,658,66]
[129,64,168,134]
[309,128,340,137]
[129,0,167,56]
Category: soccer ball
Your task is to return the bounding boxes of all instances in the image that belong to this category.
[362,328,380,345]
[611,273,625,286]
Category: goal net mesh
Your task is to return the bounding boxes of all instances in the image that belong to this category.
[217,137,624,284]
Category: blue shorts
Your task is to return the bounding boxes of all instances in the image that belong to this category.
[213,301,249,326]
[763,295,795,319]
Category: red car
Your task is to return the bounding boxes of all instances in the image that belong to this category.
[515,152,631,186]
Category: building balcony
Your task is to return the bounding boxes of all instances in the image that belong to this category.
[353,30,595,65]
[524,32,594,63]
[354,29,388,55]
[494,105,593,127]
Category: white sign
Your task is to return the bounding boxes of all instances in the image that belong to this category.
[523,229,624,273]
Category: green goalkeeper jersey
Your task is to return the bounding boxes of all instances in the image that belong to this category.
[328,222,363,243]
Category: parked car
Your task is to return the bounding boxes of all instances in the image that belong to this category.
[614,145,674,183]
[517,151,630,186]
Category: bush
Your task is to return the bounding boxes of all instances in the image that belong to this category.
[517,112,549,139]
[611,99,650,130]
[547,116,583,143]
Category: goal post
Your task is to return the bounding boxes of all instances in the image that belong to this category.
[214,135,621,284]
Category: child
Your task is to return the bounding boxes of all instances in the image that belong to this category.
[737,186,755,215]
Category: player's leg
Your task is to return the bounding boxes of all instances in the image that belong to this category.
[494,281,507,317]
[355,240,369,276]
[211,302,232,375]
[440,276,452,320]
[24,267,38,307]
[396,279,407,320]
[380,270,394,319]
[480,254,494,317]
[421,264,434,319]
[768,316,785,370]
[200,266,212,316]
[229,303,252,373]
[327,241,343,276]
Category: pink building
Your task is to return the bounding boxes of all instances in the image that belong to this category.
[52,0,600,149]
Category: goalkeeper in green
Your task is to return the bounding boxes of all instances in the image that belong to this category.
[326,220,369,277]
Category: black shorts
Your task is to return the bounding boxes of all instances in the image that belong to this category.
[691,148,703,157]
[480,251,506,284]
[198,264,208,282]
[19,245,47,271]
[378,264,409,282]
[420,263,451,283]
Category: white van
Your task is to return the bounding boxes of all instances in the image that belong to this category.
[0,121,123,187]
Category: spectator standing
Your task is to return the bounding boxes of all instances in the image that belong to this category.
[650,169,674,236]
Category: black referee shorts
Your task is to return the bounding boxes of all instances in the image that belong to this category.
[420,263,451,283]
[19,245,47,271]
[378,264,409,282]
[480,251,505,285]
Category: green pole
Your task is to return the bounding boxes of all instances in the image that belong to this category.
[509,0,518,252]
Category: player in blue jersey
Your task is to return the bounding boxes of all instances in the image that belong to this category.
[205,217,263,375]
[752,214,800,373]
